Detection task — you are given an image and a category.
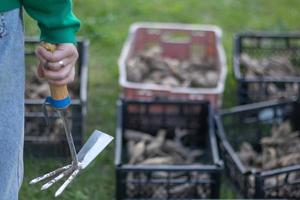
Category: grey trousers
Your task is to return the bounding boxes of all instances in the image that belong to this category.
[0,8,24,200]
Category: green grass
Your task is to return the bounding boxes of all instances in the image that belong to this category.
[20,0,300,199]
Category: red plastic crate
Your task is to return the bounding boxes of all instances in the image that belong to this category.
[118,22,227,108]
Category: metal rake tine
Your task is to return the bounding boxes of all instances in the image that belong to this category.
[41,167,74,191]
[55,169,80,197]
[30,164,72,185]
[42,102,50,127]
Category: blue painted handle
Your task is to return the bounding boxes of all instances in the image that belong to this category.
[45,96,71,109]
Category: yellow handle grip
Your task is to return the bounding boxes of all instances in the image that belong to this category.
[41,43,69,101]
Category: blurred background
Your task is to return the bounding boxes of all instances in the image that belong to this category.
[21,0,300,199]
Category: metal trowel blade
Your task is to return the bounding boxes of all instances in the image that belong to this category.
[77,130,113,169]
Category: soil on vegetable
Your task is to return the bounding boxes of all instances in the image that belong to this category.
[123,128,211,199]
[126,46,220,88]
[237,121,300,197]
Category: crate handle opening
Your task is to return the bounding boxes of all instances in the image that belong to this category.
[161,31,191,44]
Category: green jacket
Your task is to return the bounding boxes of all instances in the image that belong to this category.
[1,0,80,43]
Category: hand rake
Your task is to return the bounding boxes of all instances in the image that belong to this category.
[29,43,113,197]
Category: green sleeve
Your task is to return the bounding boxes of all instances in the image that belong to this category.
[22,0,80,43]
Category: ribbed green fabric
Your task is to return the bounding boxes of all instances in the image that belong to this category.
[0,0,20,12]
[1,0,80,43]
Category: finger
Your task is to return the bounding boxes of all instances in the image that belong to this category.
[36,49,72,71]
[37,44,78,63]
[35,48,48,66]
[47,67,75,86]
[36,46,56,62]
[43,63,74,81]
[56,43,79,59]
[44,58,73,72]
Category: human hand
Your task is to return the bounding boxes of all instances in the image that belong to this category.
[35,43,78,86]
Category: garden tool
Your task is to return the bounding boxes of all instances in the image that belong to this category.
[30,43,113,197]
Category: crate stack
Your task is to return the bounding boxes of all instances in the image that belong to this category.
[214,32,300,199]
[116,24,300,199]
[24,37,89,157]
[115,22,227,199]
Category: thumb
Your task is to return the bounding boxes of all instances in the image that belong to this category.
[37,63,45,78]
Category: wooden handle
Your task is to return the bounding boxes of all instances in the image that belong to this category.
[49,85,69,100]
[42,43,69,100]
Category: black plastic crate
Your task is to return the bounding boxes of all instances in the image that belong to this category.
[115,99,223,200]
[215,99,300,198]
[24,37,89,157]
[233,32,300,104]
